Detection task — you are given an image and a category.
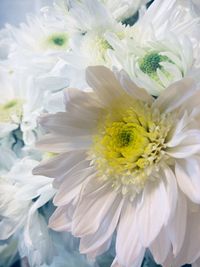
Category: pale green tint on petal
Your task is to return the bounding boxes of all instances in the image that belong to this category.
[0,99,23,123]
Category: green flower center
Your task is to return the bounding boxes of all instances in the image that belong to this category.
[118,128,133,147]
[139,52,170,75]
[47,33,69,49]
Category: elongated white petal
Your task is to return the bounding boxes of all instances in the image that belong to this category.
[54,164,94,206]
[167,191,187,256]
[86,66,126,106]
[136,180,169,247]
[175,157,200,203]
[33,151,86,178]
[153,78,196,113]
[150,227,171,265]
[162,165,178,224]
[36,133,92,153]
[116,201,145,267]
[72,180,117,237]
[80,196,123,254]
[49,203,76,232]
[117,69,153,104]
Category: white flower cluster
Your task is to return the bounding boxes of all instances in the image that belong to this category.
[1,0,200,267]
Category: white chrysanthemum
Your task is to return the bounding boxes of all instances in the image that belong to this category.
[34,66,200,266]
[107,0,200,96]
[100,0,149,21]
[0,65,24,138]
[0,157,56,267]
[0,59,67,146]
[64,0,126,70]
[4,11,72,92]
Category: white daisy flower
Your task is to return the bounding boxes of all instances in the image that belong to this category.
[34,66,200,266]
[107,0,200,96]
[5,11,71,93]
[64,0,126,70]
[0,58,67,146]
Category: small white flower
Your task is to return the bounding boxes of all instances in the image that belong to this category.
[107,0,200,95]
[0,157,56,266]
[0,65,24,138]
[64,0,125,70]
[34,66,200,266]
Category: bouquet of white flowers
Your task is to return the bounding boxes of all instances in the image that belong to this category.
[1,1,200,267]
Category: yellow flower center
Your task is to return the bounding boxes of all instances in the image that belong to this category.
[0,99,23,123]
[91,99,173,197]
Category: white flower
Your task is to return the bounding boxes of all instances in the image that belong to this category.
[0,58,67,146]
[64,0,125,71]
[0,157,56,266]
[0,65,24,138]
[107,0,200,95]
[34,66,200,266]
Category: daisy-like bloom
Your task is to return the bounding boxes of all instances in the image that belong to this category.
[0,45,67,146]
[64,0,125,68]
[107,0,200,96]
[5,11,71,89]
[34,66,200,266]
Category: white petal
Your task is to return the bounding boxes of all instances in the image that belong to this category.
[153,78,197,113]
[79,196,123,254]
[36,133,91,153]
[136,180,169,247]
[150,227,171,265]
[117,69,153,104]
[116,201,145,267]
[173,205,200,265]
[72,180,117,237]
[54,163,94,206]
[86,66,126,106]
[167,191,187,256]
[175,157,200,203]
[166,129,200,158]
[86,238,112,260]
[33,151,86,179]
[39,112,97,137]
[49,203,75,232]
[162,165,178,223]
